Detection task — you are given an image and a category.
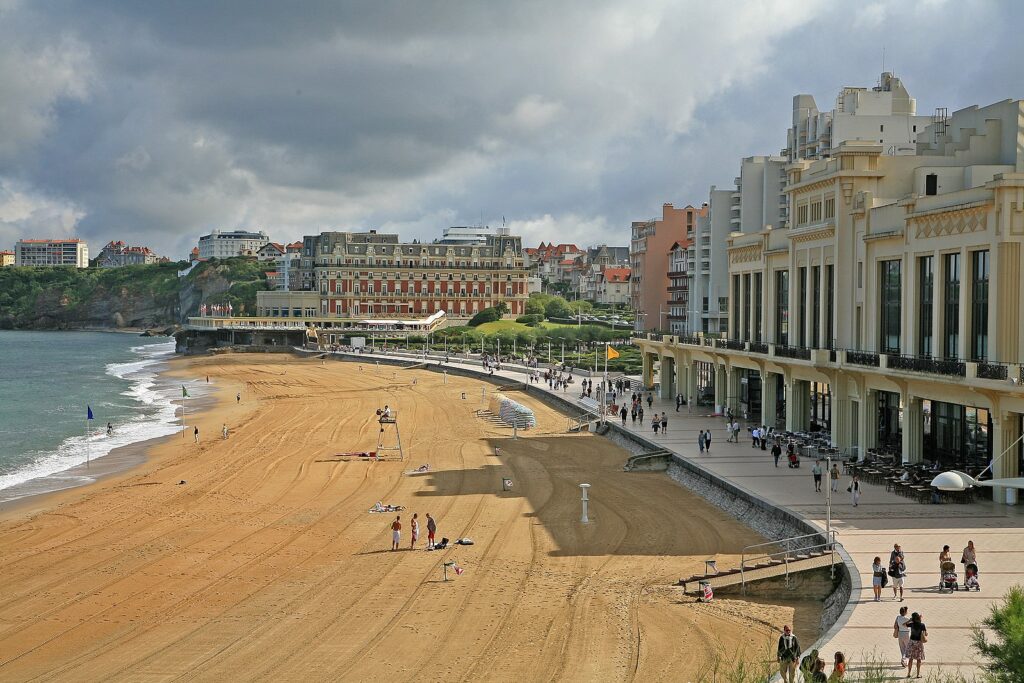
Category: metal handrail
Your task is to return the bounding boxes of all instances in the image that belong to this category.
[739,531,839,592]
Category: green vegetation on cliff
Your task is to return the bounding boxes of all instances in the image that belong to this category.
[0,258,269,330]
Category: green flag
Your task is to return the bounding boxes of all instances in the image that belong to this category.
[182,386,189,398]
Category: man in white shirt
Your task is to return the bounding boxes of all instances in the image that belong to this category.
[752,426,761,449]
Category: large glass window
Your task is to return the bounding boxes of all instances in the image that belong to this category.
[879,260,902,354]
[742,273,751,340]
[944,253,960,358]
[812,265,821,348]
[775,270,789,346]
[754,273,763,343]
[825,265,834,348]
[971,250,989,361]
[918,255,933,356]
[798,267,807,347]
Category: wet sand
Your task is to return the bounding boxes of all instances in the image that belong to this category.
[0,354,822,681]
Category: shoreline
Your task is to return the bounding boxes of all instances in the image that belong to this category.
[0,357,237,522]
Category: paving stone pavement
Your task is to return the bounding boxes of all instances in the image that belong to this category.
[357,351,1024,676]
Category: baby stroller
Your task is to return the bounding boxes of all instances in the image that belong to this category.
[940,560,959,592]
[963,562,980,591]
[787,451,800,468]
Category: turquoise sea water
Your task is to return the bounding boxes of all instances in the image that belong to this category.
[0,330,182,501]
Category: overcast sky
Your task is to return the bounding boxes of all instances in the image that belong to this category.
[1,0,1022,259]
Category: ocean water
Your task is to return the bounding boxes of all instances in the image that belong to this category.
[0,330,188,502]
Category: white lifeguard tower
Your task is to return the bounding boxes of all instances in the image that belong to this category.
[376,409,405,461]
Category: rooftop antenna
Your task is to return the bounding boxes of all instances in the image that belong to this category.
[881,46,885,76]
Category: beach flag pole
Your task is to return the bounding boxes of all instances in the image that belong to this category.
[86,405,94,469]
[182,385,189,439]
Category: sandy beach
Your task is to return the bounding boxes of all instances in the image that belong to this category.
[0,355,822,681]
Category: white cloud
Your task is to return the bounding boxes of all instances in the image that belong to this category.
[0,178,85,246]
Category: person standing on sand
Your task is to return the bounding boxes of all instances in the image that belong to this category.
[426,513,436,549]
[221,423,228,440]
[390,515,402,551]
[410,513,419,550]
[776,624,800,683]
[194,426,199,444]
[236,392,241,404]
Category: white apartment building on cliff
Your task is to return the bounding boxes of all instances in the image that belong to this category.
[15,239,89,268]
[636,98,1024,503]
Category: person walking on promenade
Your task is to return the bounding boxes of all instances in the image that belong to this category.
[660,412,668,434]
[871,556,885,601]
[761,426,768,450]
[704,428,712,452]
[772,440,782,467]
[906,612,927,679]
[961,539,977,571]
[390,515,402,551]
[426,513,437,549]
[676,394,682,412]
[799,649,819,680]
[776,624,800,683]
[631,407,637,425]
[752,426,760,449]
[849,475,861,506]
[698,430,706,454]
[894,605,911,667]
[652,415,660,435]
[688,395,693,415]
[620,405,627,426]
[410,513,419,550]
[638,405,644,425]
[889,551,906,602]
[830,463,840,492]
[646,392,653,409]
[812,460,823,492]
[938,545,953,586]
[194,426,199,444]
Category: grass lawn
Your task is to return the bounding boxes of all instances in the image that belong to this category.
[472,320,531,333]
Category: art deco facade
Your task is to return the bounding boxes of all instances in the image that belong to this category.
[636,99,1024,503]
[257,228,528,319]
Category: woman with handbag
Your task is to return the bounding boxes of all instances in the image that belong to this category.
[906,612,927,678]
[848,475,861,507]
[871,556,885,601]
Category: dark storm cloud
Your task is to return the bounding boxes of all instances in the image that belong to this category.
[1,0,1022,258]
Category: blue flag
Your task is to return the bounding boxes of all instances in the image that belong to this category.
[87,405,94,421]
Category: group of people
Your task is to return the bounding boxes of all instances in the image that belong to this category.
[868,540,978,676]
[542,368,573,392]
[389,512,438,550]
[776,625,846,681]
[674,393,695,414]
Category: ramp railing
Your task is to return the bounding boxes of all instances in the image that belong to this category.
[739,530,839,593]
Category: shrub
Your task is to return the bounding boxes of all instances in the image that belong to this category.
[516,314,542,325]
[468,306,502,327]
[972,584,1024,681]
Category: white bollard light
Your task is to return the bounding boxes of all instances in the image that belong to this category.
[579,483,591,524]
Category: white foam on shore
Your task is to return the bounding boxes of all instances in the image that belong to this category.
[0,340,194,499]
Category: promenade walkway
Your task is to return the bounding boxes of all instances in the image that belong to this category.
[349,350,1024,676]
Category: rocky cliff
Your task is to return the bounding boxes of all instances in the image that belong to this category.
[0,259,269,331]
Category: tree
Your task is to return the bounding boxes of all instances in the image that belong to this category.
[494,300,509,316]
[544,297,570,320]
[972,585,1024,681]
[524,296,545,316]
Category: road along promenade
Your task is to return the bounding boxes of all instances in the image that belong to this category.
[345,348,1024,676]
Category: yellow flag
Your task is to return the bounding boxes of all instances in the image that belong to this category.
[606,345,620,360]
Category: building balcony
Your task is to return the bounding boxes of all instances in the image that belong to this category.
[886,354,965,377]
[714,338,746,351]
[667,270,688,278]
[774,344,812,360]
[978,361,1009,381]
[749,341,769,354]
[667,284,689,292]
